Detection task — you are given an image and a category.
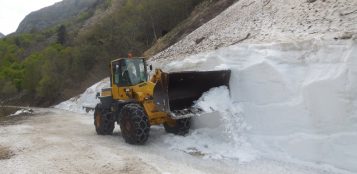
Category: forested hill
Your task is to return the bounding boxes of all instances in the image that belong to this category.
[16,0,98,33]
[0,0,233,106]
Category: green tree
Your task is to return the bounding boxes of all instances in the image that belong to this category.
[22,54,44,92]
[57,25,67,45]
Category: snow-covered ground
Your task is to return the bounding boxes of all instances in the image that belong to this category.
[0,108,345,174]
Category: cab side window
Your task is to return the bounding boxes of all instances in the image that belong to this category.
[112,61,121,85]
[114,64,120,85]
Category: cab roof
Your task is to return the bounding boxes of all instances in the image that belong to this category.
[111,57,145,64]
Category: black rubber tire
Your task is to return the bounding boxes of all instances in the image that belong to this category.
[164,118,191,136]
[94,104,115,135]
[119,104,150,145]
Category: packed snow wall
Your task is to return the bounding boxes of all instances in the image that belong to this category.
[151,39,357,172]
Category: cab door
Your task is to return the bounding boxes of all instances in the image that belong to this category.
[111,59,130,100]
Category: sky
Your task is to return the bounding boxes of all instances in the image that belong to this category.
[0,0,62,35]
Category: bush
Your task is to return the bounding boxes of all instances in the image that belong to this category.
[1,81,17,95]
[36,74,61,99]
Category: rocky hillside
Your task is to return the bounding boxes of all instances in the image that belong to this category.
[0,33,4,38]
[143,0,237,57]
[16,0,99,33]
[151,0,357,61]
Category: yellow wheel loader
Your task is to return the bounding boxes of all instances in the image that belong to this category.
[94,57,230,144]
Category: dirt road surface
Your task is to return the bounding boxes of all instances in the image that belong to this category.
[0,108,345,174]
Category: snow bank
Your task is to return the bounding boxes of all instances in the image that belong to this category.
[55,78,110,113]
[152,39,357,173]
[193,86,245,144]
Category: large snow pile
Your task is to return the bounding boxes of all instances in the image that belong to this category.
[55,78,110,113]
[151,39,357,173]
[165,86,257,162]
[152,0,357,61]
[56,39,357,172]
[55,40,357,173]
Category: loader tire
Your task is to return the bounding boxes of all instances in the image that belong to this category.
[119,104,150,145]
[164,118,191,136]
[94,104,115,135]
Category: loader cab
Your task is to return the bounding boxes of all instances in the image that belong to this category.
[111,58,148,87]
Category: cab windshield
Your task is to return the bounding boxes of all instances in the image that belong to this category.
[113,58,147,86]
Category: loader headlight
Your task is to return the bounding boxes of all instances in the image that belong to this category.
[144,95,153,100]
[124,88,133,98]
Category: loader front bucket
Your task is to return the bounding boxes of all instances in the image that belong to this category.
[153,70,231,118]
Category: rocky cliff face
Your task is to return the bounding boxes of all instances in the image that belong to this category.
[16,0,98,33]
[0,33,4,38]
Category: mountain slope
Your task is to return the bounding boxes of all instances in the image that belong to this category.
[143,0,237,57]
[0,0,211,106]
[0,32,4,38]
[16,0,99,33]
[151,0,357,61]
